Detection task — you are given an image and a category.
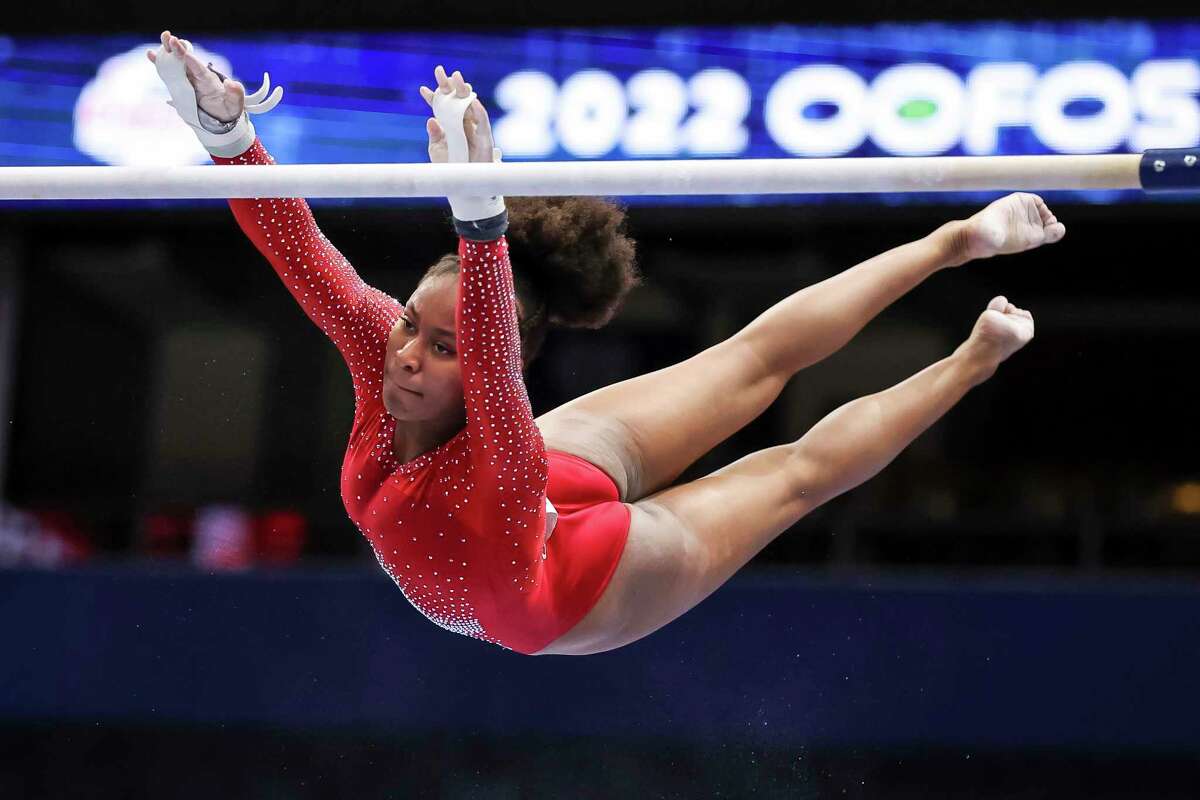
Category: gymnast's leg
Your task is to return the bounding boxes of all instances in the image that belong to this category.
[539,295,1034,655]
[538,193,1064,503]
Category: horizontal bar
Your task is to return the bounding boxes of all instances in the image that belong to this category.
[1140,147,1200,194]
[0,154,1153,200]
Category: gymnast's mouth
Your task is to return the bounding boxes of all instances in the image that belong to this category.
[391,379,422,396]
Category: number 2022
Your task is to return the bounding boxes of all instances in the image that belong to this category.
[492,68,752,159]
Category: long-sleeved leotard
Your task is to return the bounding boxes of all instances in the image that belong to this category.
[214,139,631,654]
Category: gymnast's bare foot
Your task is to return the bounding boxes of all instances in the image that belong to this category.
[956,295,1035,382]
[947,192,1067,267]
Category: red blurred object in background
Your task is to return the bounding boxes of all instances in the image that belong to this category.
[0,505,92,567]
[139,509,193,557]
[255,509,307,565]
[32,511,93,562]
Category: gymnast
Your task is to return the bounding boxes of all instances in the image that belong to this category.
[148,31,1065,656]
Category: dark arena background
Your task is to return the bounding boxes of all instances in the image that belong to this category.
[2,0,1198,797]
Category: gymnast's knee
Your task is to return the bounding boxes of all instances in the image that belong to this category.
[781,442,830,518]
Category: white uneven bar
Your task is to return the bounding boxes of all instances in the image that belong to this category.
[0,155,1143,200]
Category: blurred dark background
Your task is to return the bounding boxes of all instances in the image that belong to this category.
[2,1,1199,798]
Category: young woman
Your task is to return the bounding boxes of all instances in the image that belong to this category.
[149,31,1064,656]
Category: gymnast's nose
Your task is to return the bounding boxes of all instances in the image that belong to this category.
[396,339,422,373]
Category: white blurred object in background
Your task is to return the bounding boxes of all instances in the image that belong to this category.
[192,504,253,571]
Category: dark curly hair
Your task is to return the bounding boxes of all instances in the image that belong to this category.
[420,196,641,369]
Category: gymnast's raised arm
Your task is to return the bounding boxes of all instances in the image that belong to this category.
[414,65,552,525]
[147,30,399,410]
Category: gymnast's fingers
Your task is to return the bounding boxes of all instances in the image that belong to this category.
[470,98,493,138]
[452,70,470,98]
[427,117,445,142]
[434,64,451,93]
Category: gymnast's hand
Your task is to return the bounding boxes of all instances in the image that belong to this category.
[146,30,246,123]
[961,295,1035,371]
[949,193,1067,267]
[419,65,497,164]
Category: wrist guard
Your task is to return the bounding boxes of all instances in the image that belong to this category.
[152,39,283,158]
[429,87,506,223]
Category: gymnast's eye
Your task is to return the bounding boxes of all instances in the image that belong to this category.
[434,342,455,356]
[401,316,416,333]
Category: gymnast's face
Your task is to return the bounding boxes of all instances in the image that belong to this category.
[382,274,464,424]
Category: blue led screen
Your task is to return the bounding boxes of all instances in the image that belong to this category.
[1,21,1198,206]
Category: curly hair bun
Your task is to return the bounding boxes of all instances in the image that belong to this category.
[505,196,641,329]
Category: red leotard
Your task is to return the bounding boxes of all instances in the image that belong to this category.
[213,139,631,654]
